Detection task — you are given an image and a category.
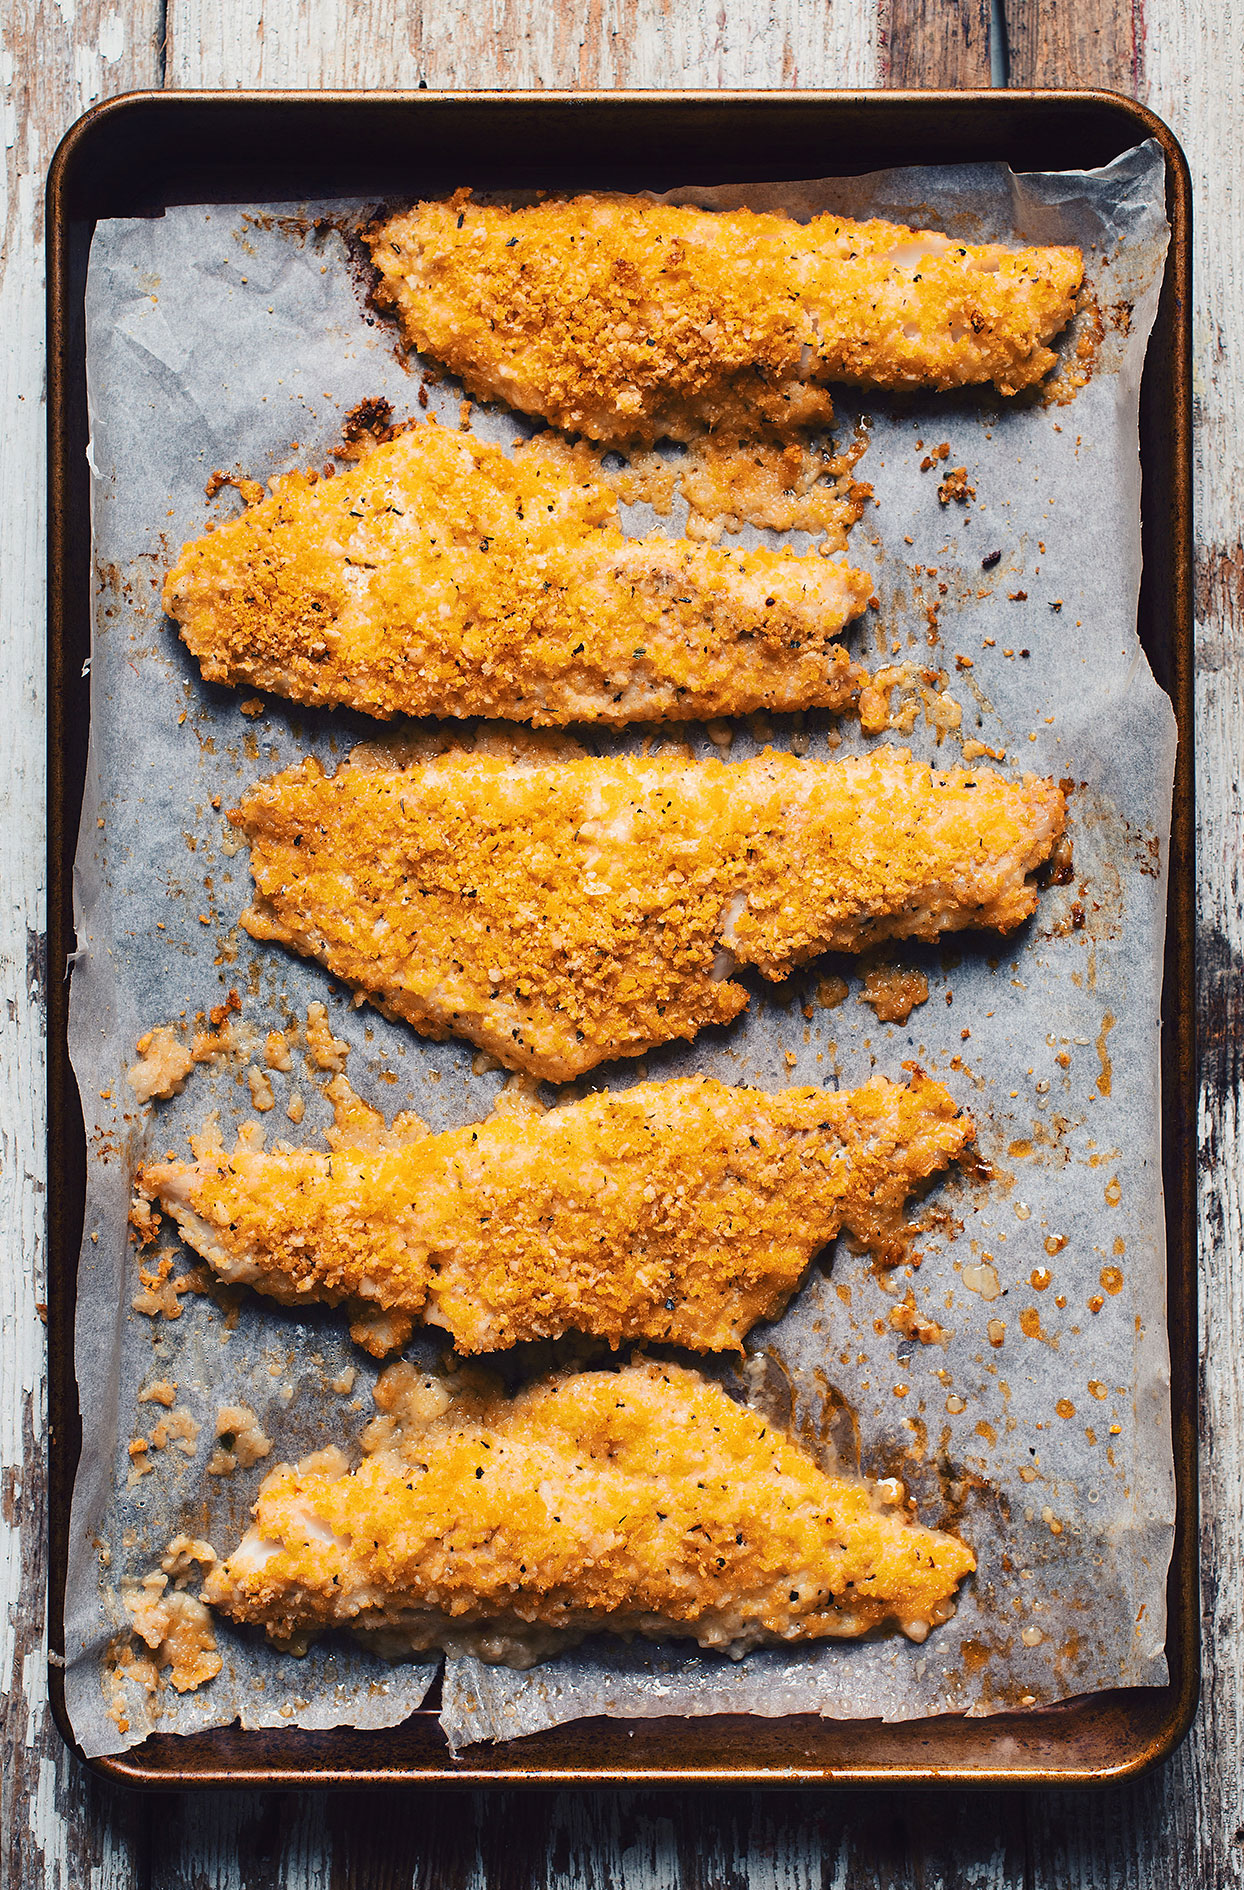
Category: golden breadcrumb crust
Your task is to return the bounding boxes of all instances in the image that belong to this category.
[162,422,871,726]
[204,1360,976,1655]
[138,1071,974,1354]
[232,742,1066,1081]
[367,191,1084,442]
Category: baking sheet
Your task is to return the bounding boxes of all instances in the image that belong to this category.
[64,142,1175,1758]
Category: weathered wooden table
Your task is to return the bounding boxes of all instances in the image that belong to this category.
[4,0,1236,1880]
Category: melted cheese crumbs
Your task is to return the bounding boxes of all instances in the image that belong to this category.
[232,742,1065,1080]
[163,421,872,726]
[367,191,1084,442]
[204,1360,976,1660]
[139,1071,974,1354]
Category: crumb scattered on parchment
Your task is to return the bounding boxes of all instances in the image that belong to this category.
[857,663,963,743]
[127,1405,201,1487]
[962,738,1006,763]
[574,422,873,546]
[816,974,849,1010]
[126,1027,194,1104]
[888,1290,948,1345]
[599,443,678,513]
[247,1067,275,1112]
[860,961,930,1025]
[137,1379,176,1407]
[919,441,951,471]
[191,992,244,1063]
[331,1365,357,1396]
[104,1568,222,1733]
[677,430,872,547]
[161,1534,217,1584]
[205,468,264,507]
[963,1259,1003,1301]
[239,696,266,717]
[305,1001,349,1073]
[131,1252,206,1320]
[128,1195,161,1247]
[126,1439,153,1486]
[152,1407,200,1455]
[264,1029,292,1071]
[286,1092,305,1124]
[322,1073,427,1153]
[938,465,975,505]
[207,1404,272,1476]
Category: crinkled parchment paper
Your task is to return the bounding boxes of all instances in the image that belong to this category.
[64,142,1175,1758]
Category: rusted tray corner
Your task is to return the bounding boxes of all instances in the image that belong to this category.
[47,87,1195,1790]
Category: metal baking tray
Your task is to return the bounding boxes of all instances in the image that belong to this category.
[47,87,1195,1789]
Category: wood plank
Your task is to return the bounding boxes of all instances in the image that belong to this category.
[165,0,878,91]
[881,0,993,88]
[20,0,1240,1885]
[1,3,163,1881]
[1024,0,1244,1881]
[1006,0,1144,92]
[148,1783,1027,1888]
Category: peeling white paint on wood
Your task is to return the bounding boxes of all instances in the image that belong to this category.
[1,2,160,1883]
[5,0,1244,1881]
[166,0,877,91]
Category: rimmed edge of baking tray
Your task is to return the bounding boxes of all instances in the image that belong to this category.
[46,85,1195,1789]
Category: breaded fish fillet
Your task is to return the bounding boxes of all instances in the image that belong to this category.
[162,422,872,726]
[233,742,1066,1081]
[368,191,1084,442]
[204,1360,976,1660]
[137,1072,974,1355]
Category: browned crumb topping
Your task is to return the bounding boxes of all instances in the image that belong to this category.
[367,191,1083,442]
[205,1360,975,1658]
[138,1071,974,1355]
[232,741,1066,1080]
[163,420,873,728]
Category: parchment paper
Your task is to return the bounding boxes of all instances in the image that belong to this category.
[65,142,1175,1758]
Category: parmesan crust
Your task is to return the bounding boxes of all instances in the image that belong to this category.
[138,1072,974,1355]
[232,742,1066,1080]
[163,421,872,726]
[204,1360,976,1661]
[367,191,1084,442]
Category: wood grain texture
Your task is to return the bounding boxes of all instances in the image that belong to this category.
[1142,4,1244,1878]
[1006,0,1143,91]
[1,5,161,1885]
[166,0,878,92]
[880,0,993,88]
